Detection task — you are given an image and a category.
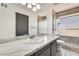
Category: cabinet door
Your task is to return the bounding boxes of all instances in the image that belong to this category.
[35,44,50,56]
[39,47,50,56]
[50,40,57,56]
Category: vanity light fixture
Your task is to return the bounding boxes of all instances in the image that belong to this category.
[21,3,26,5]
[32,7,37,12]
[27,3,32,8]
[36,4,40,9]
[21,3,40,12]
[31,3,36,5]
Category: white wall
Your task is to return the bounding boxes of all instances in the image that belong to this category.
[47,8,54,35]
[0,4,37,39]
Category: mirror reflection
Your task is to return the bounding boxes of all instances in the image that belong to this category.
[38,16,47,35]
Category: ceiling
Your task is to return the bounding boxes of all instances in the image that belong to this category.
[53,3,79,12]
[7,3,79,13]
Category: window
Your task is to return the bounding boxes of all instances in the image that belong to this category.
[59,15,79,30]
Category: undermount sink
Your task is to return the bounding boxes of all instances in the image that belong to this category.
[25,36,44,44]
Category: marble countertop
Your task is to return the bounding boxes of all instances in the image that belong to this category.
[0,35,59,56]
[59,34,79,38]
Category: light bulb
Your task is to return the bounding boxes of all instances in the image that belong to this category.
[32,7,37,12]
[36,4,40,9]
[27,3,32,8]
[21,3,26,5]
[32,3,36,5]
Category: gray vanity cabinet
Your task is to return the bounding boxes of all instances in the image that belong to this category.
[30,39,57,56]
[50,40,57,56]
[34,44,51,56]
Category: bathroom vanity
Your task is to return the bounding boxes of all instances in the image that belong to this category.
[30,39,57,56]
[0,35,59,56]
